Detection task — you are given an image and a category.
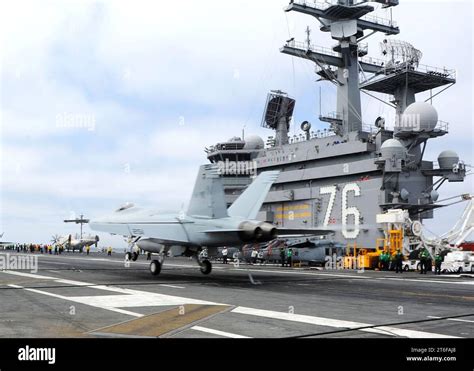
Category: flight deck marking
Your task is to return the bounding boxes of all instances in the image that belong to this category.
[191,326,250,339]
[3,271,221,320]
[428,316,474,324]
[378,277,474,286]
[159,284,185,289]
[7,284,144,317]
[231,307,460,339]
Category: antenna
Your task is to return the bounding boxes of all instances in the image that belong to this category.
[261,91,296,146]
[305,26,311,49]
[381,39,423,68]
[64,214,90,240]
[319,86,322,118]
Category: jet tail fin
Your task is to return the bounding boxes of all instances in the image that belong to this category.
[228,171,280,220]
[187,165,228,219]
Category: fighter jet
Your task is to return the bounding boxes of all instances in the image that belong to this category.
[89,164,333,276]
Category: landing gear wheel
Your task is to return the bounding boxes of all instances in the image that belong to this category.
[150,260,162,276]
[132,252,139,262]
[125,252,132,261]
[200,260,212,275]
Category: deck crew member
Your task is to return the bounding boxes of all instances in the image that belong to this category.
[380,251,389,271]
[222,247,229,265]
[419,248,429,274]
[394,249,403,274]
[280,247,286,267]
[287,248,293,268]
[251,248,258,264]
[434,253,443,275]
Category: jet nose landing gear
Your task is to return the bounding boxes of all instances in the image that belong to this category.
[125,252,139,262]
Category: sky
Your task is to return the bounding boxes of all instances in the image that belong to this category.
[0,0,472,248]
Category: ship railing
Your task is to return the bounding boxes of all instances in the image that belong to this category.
[310,129,337,140]
[417,64,456,80]
[359,55,388,69]
[430,161,441,171]
[361,124,378,134]
[361,14,398,28]
[394,120,449,133]
[289,0,334,11]
[359,57,457,80]
[284,40,339,57]
[288,129,337,142]
[383,61,456,79]
[206,142,247,154]
[437,120,450,132]
[428,159,465,171]
[320,111,343,121]
[289,0,398,28]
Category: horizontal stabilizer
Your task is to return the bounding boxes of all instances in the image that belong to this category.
[277,228,335,237]
[202,229,240,234]
[202,228,334,238]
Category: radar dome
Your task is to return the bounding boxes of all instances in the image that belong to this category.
[380,139,406,158]
[399,102,438,131]
[438,150,459,169]
[244,135,265,150]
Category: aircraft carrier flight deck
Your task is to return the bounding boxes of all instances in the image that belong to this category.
[1,251,472,339]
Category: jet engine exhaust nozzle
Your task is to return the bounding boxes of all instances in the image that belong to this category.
[238,222,278,243]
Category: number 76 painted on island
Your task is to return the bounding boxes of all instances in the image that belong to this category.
[320,183,361,239]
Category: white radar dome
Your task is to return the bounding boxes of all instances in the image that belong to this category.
[399,102,438,131]
[380,139,406,158]
[244,135,265,150]
[438,150,459,169]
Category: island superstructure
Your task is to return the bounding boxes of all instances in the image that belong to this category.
[206,0,467,251]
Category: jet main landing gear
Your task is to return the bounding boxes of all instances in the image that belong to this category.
[150,260,162,276]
